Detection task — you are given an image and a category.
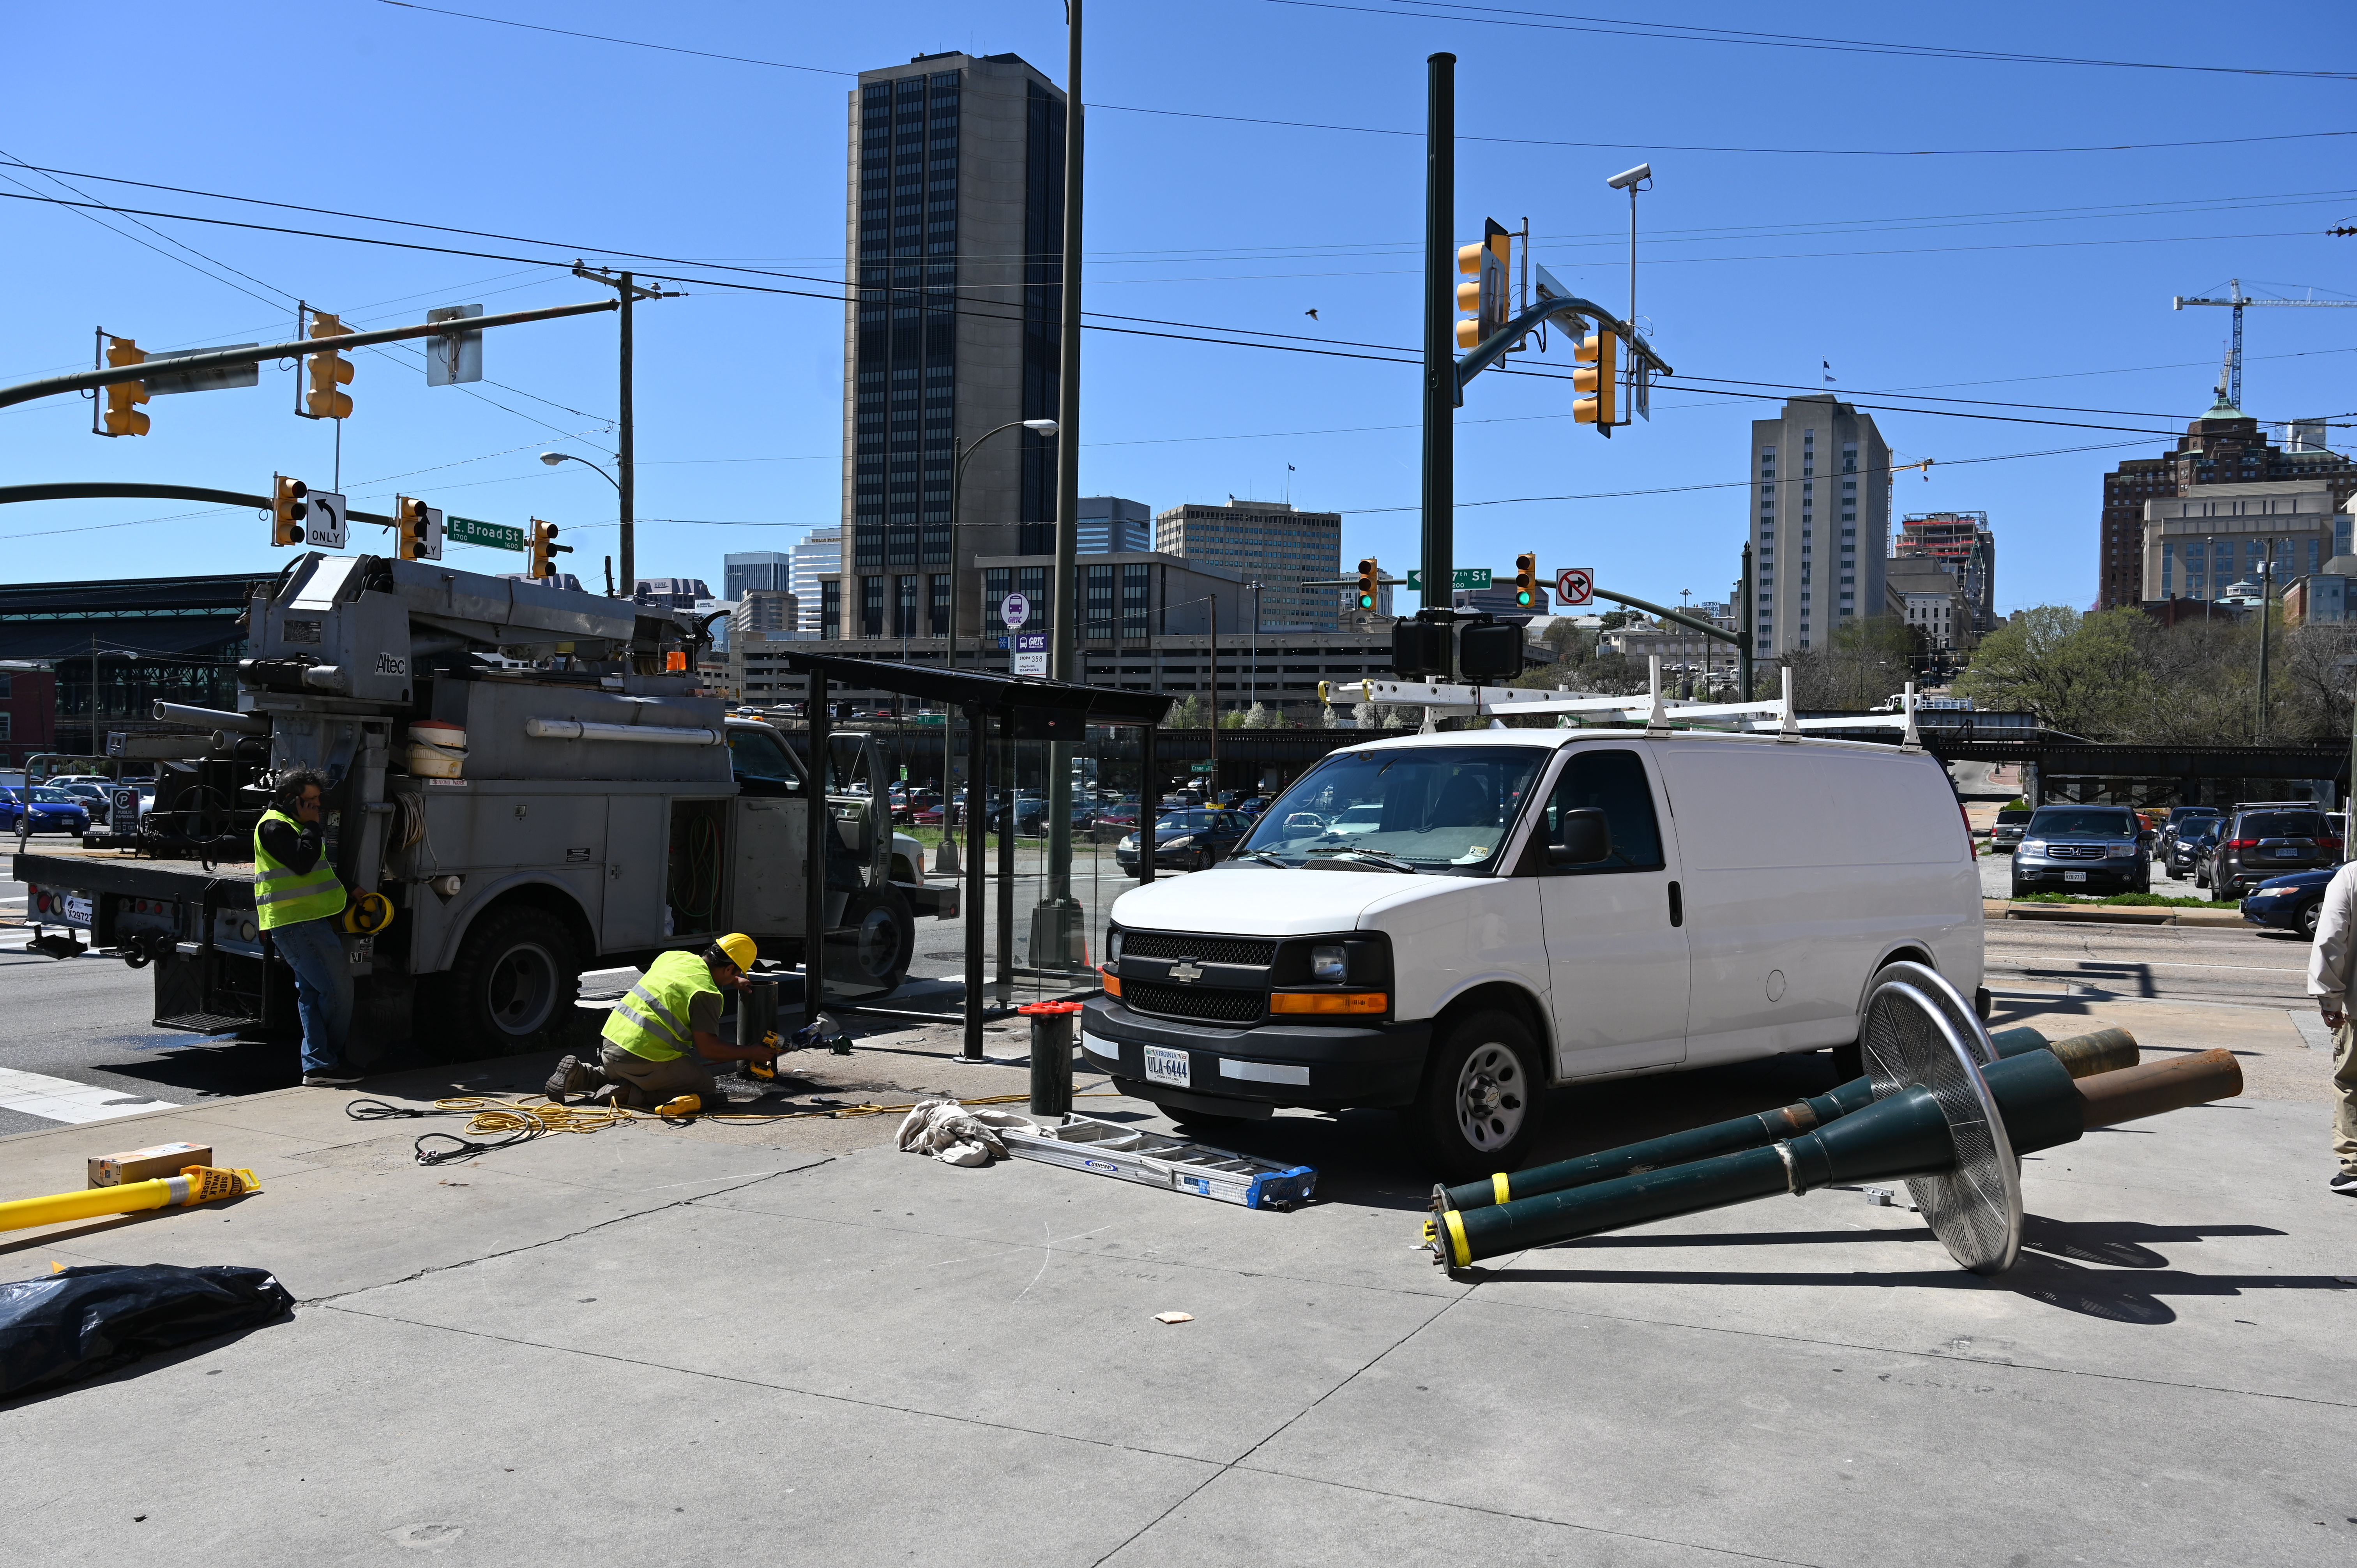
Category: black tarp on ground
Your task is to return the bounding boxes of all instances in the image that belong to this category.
[0,1263,294,1399]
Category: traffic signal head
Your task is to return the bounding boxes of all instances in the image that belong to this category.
[1513,551,1538,608]
[303,312,355,420]
[1454,219,1511,350]
[393,496,442,562]
[1356,557,1379,611]
[528,518,562,579]
[1573,330,1619,428]
[100,336,148,437]
[272,474,309,547]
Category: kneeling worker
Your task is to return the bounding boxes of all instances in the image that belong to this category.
[546,934,777,1107]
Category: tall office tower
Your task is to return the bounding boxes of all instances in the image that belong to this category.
[1153,498,1344,629]
[723,551,792,601]
[843,53,1065,641]
[1896,511,1997,634]
[789,527,841,634]
[2095,402,2356,608]
[1077,496,1151,554]
[1746,395,1890,659]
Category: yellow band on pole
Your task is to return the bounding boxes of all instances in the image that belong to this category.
[1491,1172,1511,1206]
[1443,1208,1472,1268]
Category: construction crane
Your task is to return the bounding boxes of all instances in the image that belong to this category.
[2172,278,2357,410]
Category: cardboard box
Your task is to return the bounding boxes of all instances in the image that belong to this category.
[88,1142,212,1188]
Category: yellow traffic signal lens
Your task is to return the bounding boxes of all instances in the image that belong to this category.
[1458,243,1485,274]
[1456,319,1482,348]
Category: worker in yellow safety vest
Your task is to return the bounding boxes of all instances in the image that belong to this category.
[545,934,780,1107]
[254,767,359,1087]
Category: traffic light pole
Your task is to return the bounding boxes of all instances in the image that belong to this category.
[1420,53,1456,616]
[1035,0,1086,971]
[0,298,621,411]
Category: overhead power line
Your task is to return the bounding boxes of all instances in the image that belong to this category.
[377,1,2357,153]
[1273,0,2357,79]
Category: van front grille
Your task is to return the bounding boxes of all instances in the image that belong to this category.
[1122,982,1263,1025]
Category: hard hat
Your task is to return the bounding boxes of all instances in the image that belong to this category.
[716,932,758,971]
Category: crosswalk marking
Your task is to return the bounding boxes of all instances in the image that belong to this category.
[0,1065,178,1125]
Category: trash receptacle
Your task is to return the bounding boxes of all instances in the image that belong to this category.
[1018,1000,1083,1118]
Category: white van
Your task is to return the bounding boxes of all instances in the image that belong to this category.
[1083,728,1983,1180]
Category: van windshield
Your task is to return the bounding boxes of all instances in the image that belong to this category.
[2027,809,2138,839]
[1236,746,1547,874]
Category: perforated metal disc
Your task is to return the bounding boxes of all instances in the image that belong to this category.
[1858,980,2023,1275]
[1868,960,1997,1066]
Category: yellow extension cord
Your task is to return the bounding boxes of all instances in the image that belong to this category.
[429,1089,1111,1136]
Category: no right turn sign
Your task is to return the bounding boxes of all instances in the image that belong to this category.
[1554,567,1593,606]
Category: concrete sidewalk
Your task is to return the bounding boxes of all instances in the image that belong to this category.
[2,1004,2352,1566]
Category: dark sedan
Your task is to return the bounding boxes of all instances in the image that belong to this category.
[1113,809,1252,876]
[2167,821,2221,880]
[0,786,93,836]
[2241,866,2338,938]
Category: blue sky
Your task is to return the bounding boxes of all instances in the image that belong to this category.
[4,1,2353,616]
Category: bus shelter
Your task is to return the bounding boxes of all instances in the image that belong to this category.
[767,649,1172,1059]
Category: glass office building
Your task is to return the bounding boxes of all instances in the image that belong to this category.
[843,52,1066,640]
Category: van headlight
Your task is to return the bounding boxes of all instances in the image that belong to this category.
[1107,929,1124,964]
[1311,944,1348,982]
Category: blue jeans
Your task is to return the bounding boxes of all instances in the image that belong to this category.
[271,915,353,1074]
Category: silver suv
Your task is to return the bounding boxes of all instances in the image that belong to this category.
[2011,805,2149,897]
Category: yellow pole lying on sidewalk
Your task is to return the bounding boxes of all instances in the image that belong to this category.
[0,1166,259,1233]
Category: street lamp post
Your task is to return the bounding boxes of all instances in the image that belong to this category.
[1245,579,1265,716]
[540,451,619,593]
[936,417,1058,873]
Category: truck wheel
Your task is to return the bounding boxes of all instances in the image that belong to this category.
[431,906,581,1060]
[832,884,914,993]
[1410,1008,1546,1184]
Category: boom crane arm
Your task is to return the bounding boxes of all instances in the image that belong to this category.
[2171,278,2357,410]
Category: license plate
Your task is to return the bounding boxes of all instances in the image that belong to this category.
[62,895,92,924]
[2275,847,2299,857]
[1143,1045,1191,1088]
[2064,871,2087,883]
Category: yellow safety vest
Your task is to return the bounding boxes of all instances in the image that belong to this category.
[252,807,348,931]
[603,950,720,1062]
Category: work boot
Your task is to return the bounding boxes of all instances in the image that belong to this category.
[543,1054,597,1102]
[590,1082,648,1110]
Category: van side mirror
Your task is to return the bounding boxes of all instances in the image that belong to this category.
[1548,809,1612,867]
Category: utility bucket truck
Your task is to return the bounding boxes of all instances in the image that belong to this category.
[14,552,950,1065]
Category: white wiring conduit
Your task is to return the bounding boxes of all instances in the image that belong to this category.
[523,717,723,745]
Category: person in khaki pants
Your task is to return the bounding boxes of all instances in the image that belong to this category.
[2301,859,2357,1196]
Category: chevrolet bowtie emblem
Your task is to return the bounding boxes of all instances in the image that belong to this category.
[1169,960,1203,982]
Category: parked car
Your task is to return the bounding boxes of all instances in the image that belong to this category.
[1989,808,2033,854]
[985,796,1047,835]
[2241,866,2337,939]
[2156,805,2223,864]
[2166,820,2221,880]
[1113,808,1253,876]
[2010,805,2149,897]
[0,786,93,837]
[2205,803,2341,902]
[50,782,112,825]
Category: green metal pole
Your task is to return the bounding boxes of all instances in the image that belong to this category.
[1420,53,1455,615]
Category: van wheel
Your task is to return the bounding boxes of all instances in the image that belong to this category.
[1410,1009,1546,1184]
[428,906,581,1061]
